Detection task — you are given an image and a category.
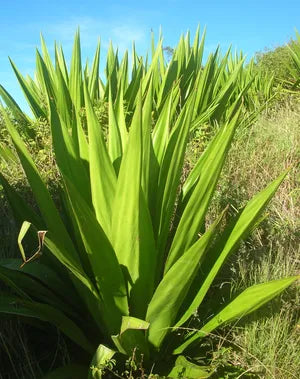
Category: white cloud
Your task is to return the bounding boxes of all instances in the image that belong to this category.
[0,16,150,104]
[110,24,146,51]
[33,16,147,54]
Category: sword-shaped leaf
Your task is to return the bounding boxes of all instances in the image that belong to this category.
[0,107,96,295]
[64,178,128,332]
[175,169,290,329]
[88,39,101,100]
[55,43,69,84]
[0,264,76,316]
[111,88,156,318]
[0,84,30,124]
[165,111,240,273]
[115,82,128,149]
[147,208,226,348]
[9,59,47,119]
[154,93,195,258]
[84,82,117,237]
[0,295,94,354]
[174,276,299,354]
[108,85,122,173]
[69,29,83,113]
[40,34,56,83]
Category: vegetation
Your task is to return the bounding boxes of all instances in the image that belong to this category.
[288,30,300,89]
[254,31,300,90]
[0,28,299,378]
[198,100,300,378]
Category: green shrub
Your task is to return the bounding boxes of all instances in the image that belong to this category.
[0,30,298,378]
[254,36,299,89]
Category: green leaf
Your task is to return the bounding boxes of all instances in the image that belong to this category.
[9,59,47,119]
[141,77,153,203]
[152,84,180,165]
[165,111,240,273]
[0,173,65,272]
[1,108,84,274]
[147,208,226,348]
[69,29,83,113]
[88,345,116,379]
[64,177,128,332]
[48,99,91,206]
[0,295,94,353]
[112,316,150,358]
[0,84,30,124]
[111,88,157,318]
[154,93,195,262]
[1,111,102,328]
[84,81,116,237]
[115,82,128,150]
[18,221,38,265]
[0,267,31,300]
[168,356,213,378]
[40,34,56,84]
[117,50,129,94]
[67,31,89,162]
[156,60,179,110]
[105,42,119,100]
[35,49,56,107]
[174,276,299,354]
[177,170,290,331]
[53,57,74,128]
[88,39,101,100]
[0,142,18,164]
[1,258,79,311]
[55,44,69,84]
[125,60,143,112]
[108,85,123,173]
[0,263,78,317]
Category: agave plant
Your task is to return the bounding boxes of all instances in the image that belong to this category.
[0,30,298,378]
[0,27,275,136]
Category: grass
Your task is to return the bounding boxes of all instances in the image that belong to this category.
[230,308,300,378]
[197,98,300,378]
[0,320,71,379]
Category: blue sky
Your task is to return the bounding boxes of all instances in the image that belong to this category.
[0,0,299,111]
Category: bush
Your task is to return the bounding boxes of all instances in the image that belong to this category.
[254,38,299,88]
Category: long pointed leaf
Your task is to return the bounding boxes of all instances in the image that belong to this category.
[174,276,299,354]
[111,88,156,318]
[147,208,226,348]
